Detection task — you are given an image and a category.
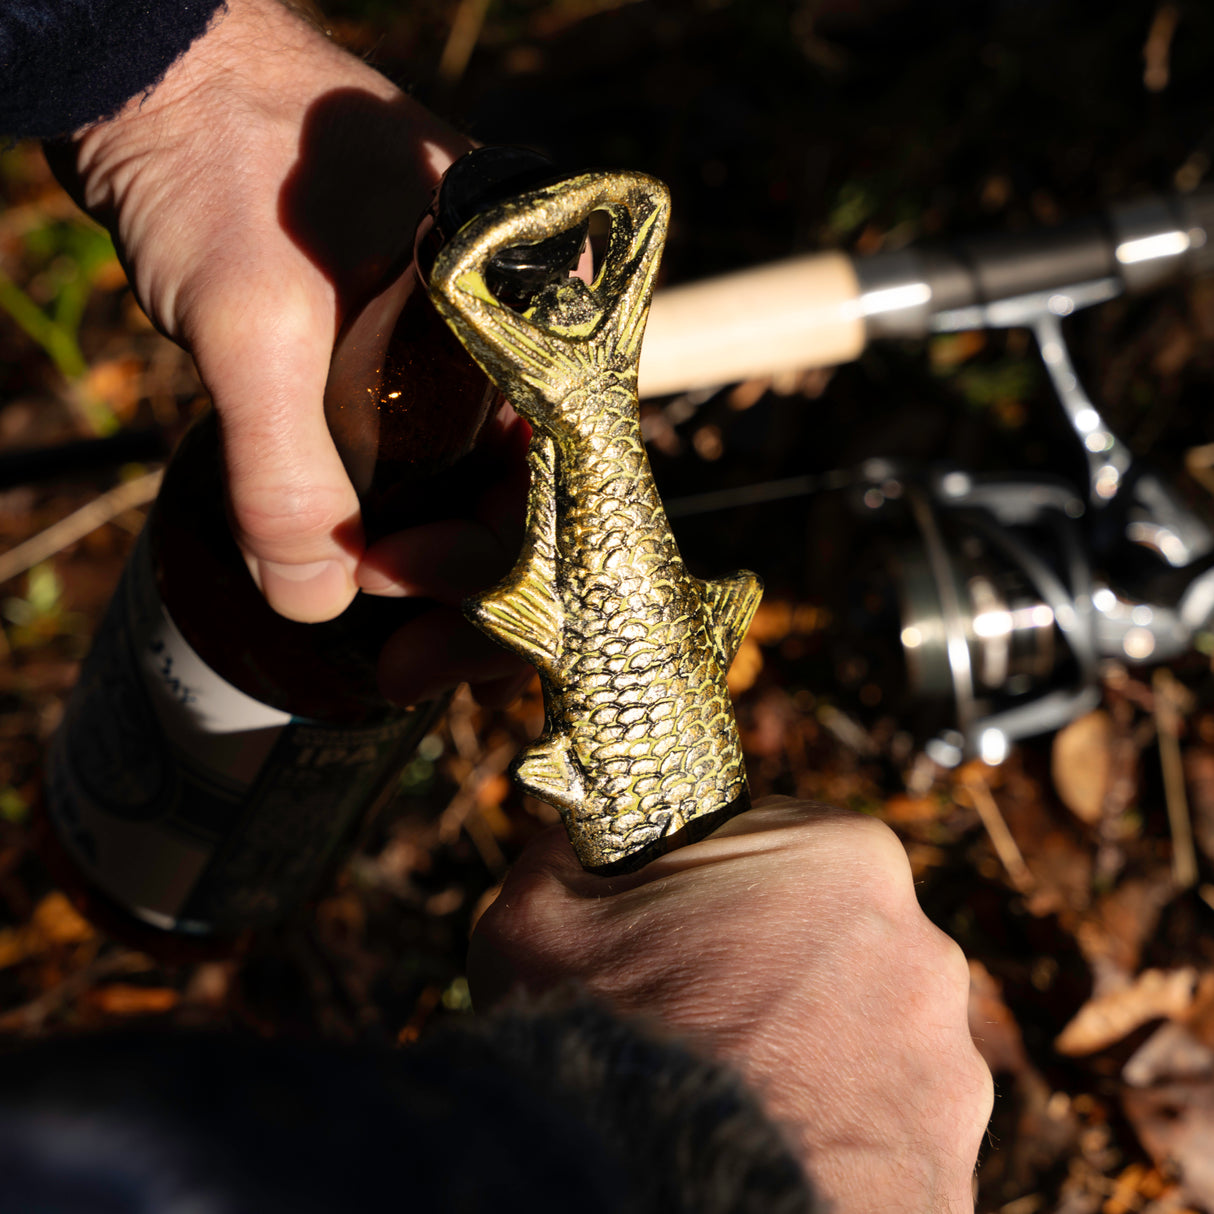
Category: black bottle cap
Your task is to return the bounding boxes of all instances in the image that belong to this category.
[415,146,589,309]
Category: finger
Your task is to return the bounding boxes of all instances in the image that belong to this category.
[467,824,583,1008]
[186,272,362,623]
[357,519,514,603]
[378,605,528,705]
[469,666,536,709]
[472,408,531,550]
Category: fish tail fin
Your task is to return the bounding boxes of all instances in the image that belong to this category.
[513,733,586,814]
[700,571,764,668]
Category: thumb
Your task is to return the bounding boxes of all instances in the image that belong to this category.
[187,274,362,623]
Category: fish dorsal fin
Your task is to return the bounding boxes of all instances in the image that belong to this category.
[699,571,763,668]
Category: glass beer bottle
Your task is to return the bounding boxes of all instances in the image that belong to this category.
[41,147,584,953]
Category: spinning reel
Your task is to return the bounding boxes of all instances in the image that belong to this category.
[845,192,1214,764]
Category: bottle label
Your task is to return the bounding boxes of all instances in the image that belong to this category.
[47,529,435,935]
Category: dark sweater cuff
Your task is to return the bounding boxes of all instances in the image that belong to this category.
[1,0,228,140]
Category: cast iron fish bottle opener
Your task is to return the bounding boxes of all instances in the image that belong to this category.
[428,170,762,873]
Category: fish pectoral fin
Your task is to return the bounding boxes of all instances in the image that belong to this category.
[466,576,563,677]
[464,434,563,678]
[700,570,764,667]
[513,735,586,813]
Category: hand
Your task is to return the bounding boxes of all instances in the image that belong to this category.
[49,0,474,624]
[469,798,993,1214]
[361,401,535,707]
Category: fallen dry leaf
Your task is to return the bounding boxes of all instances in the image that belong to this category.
[969,958,1029,1076]
[82,985,180,1016]
[84,356,144,423]
[31,891,95,945]
[969,962,1079,1200]
[883,793,942,824]
[1124,1021,1214,1088]
[1123,1081,1214,1211]
[475,772,511,811]
[1056,968,1201,1057]
[746,600,829,646]
[1182,746,1214,866]
[1051,709,1114,825]
[1104,1163,1173,1214]
[1184,972,1214,1048]
[0,890,95,970]
[1074,873,1177,985]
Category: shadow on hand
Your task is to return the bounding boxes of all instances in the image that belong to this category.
[278,88,454,323]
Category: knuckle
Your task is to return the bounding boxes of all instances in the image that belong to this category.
[949,1044,996,1152]
[492,828,579,915]
[857,813,911,866]
[932,926,974,995]
[842,815,919,905]
[230,480,354,555]
[970,1046,996,1120]
[475,832,585,956]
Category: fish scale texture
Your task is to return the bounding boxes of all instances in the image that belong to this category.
[553,392,745,859]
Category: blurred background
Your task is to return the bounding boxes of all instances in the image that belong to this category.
[4,1,1214,1209]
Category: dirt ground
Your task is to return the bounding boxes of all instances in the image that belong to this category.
[4,2,1214,1210]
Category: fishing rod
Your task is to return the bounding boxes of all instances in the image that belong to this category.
[641,189,1214,764]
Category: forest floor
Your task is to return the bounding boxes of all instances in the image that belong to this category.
[4,2,1214,1210]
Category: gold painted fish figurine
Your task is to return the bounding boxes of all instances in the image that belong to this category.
[428,169,762,873]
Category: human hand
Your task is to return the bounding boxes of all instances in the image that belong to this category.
[49,0,476,624]
[469,798,993,1214]
[359,400,535,707]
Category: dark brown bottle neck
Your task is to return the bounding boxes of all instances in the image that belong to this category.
[323,147,589,541]
[323,261,497,542]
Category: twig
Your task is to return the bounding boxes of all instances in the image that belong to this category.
[0,468,162,585]
[437,0,492,87]
[1152,667,1199,889]
[439,738,518,846]
[397,984,442,1046]
[431,687,512,873]
[959,770,1035,894]
[0,948,153,1034]
[1143,2,1180,93]
[446,684,483,763]
[462,809,508,878]
[0,264,86,381]
[1184,441,1214,498]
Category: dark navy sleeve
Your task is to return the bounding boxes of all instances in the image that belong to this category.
[0,0,227,139]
